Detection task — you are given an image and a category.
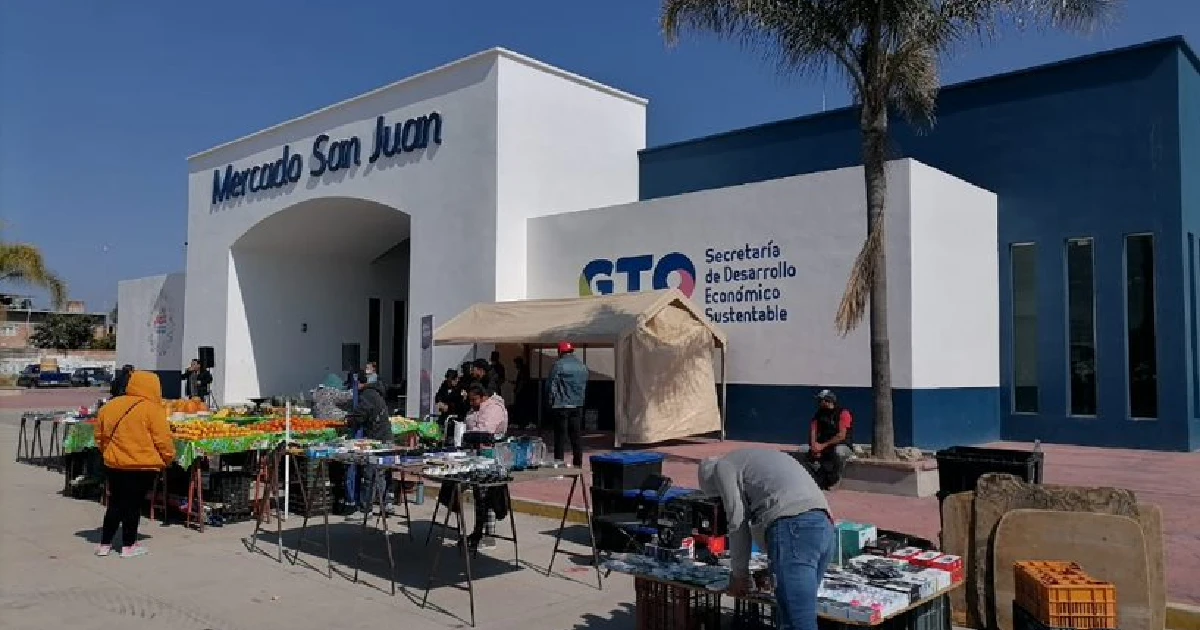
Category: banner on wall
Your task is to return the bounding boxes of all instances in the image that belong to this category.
[419,315,434,418]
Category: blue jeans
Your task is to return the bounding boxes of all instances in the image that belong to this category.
[766,510,836,630]
[345,429,366,510]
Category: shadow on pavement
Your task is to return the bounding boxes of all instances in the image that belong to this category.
[242,515,540,625]
[572,602,635,630]
[73,528,152,546]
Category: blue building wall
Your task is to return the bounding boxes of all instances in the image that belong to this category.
[639,38,1196,451]
[1179,48,1200,450]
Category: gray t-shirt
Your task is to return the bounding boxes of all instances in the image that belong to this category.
[698,449,830,576]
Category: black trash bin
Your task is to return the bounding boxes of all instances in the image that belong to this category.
[935,445,1044,500]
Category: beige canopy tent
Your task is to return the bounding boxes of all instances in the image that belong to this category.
[434,289,728,446]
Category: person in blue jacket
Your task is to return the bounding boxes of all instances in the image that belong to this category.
[546,341,588,467]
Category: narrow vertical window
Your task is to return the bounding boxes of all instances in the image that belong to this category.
[1066,237,1098,416]
[368,297,381,367]
[1125,234,1158,418]
[1189,233,1198,417]
[1011,243,1039,413]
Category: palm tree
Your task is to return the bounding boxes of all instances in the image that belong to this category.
[661,0,1118,458]
[0,224,67,309]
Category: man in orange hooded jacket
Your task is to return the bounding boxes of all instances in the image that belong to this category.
[94,370,176,557]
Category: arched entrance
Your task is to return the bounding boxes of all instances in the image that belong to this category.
[226,197,411,402]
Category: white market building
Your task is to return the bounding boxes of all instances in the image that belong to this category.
[119,47,999,449]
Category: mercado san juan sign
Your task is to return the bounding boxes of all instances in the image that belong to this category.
[211,112,444,205]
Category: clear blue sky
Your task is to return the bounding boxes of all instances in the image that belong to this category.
[0,0,1195,313]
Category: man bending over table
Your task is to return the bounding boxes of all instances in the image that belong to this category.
[698,449,836,630]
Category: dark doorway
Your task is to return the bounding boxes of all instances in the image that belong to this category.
[341,343,361,373]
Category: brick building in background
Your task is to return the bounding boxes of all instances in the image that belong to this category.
[0,295,110,351]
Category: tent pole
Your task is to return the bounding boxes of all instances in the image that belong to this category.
[721,346,728,441]
[536,347,543,429]
[612,343,621,449]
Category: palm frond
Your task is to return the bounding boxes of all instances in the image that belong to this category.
[938,0,1121,37]
[661,0,868,93]
[0,242,68,309]
[834,221,883,337]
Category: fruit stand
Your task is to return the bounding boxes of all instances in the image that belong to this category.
[58,401,444,531]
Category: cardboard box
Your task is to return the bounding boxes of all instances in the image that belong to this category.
[837,522,879,564]
[911,551,943,568]
[917,568,953,591]
[889,546,922,562]
[929,554,963,583]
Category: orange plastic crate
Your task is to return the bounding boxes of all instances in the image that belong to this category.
[1014,562,1117,629]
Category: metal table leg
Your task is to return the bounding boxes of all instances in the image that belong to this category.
[547,475,577,575]
[32,417,46,465]
[47,420,62,471]
[425,490,442,545]
[506,485,519,565]
[422,481,476,626]
[150,469,169,524]
[398,470,415,542]
[579,474,603,590]
[352,467,397,596]
[16,414,30,462]
[181,461,207,532]
[547,474,603,590]
[457,483,476,627]
[290,458,333,578]
[247,448,283,561]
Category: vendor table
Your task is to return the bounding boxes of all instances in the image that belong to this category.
[421,467,601,627]
[626,573,958,630]
[247,449,418,590]
[247,455,601,627]
[17,412,68,468]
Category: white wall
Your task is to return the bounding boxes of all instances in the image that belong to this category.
[117,273,186,371]
[181,49,646,409]
[493,55,646,301]
[527,159,999,391]
[222,250,409,403]
[907,162,1000,389]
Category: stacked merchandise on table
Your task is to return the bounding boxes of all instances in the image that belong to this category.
[602,521,964,627]
[1012,561,1116,630]
[590,452,673,552]
[390,417,443,441]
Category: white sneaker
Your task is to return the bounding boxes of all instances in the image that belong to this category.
[120,544,149,558]
[95,544,112,557]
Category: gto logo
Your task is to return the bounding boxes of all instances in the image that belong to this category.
[578,252,696,298]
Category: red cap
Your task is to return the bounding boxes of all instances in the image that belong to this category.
[557,341,574,354]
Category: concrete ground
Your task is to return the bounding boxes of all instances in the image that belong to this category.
[0,408,639,630]
[10,389,1200,607]
[507,430,1200,605]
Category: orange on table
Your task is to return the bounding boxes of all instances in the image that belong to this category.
[169,419,265,441]
[254,418,345,433]
[164,398,210,414]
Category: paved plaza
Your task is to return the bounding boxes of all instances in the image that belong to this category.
[0,408,638,630]
[6,388,1200,620]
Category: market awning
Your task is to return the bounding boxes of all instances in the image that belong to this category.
[434,289,728,446]
[433,289,726,348]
